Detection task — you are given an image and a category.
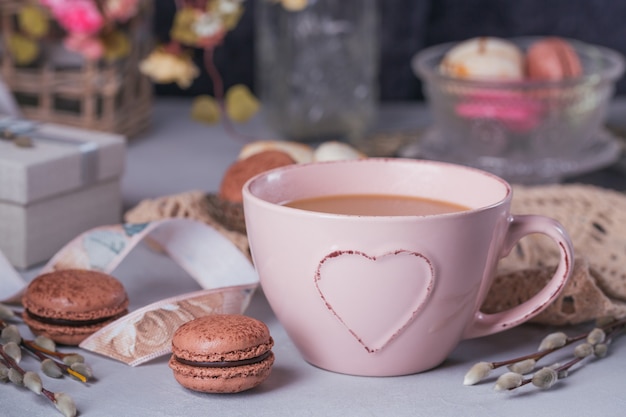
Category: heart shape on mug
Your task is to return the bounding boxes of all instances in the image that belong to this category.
[315,250,434,353]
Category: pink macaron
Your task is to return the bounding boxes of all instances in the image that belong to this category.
[526,37,582,81]
[169,314,275,393]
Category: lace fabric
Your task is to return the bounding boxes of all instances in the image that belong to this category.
[488,184,626,325]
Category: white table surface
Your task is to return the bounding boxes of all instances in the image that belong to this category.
[9,97,626,417]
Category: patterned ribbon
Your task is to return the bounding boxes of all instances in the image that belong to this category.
[0,218,258,366]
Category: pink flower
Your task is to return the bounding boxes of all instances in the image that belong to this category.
[38,0,65,8]
[41,0,104,35]
[103,0,141,22]
[64,33,104,60]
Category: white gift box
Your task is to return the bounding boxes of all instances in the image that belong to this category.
[0,119,126,269]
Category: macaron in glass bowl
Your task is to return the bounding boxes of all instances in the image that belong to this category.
[408,37,625,184]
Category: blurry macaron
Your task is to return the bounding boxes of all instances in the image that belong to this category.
[238,140,314,164]
[526,37,582,81]
[313,141,367,162]
[219,150,296,203]
[440,37,525,80]
[169,314,275,393]
[22,269,129,346]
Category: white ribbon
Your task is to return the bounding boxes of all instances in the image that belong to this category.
[0,250,27,304]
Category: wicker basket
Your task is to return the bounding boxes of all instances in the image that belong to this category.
[0,0,153,138]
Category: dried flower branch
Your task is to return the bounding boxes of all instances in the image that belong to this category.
[0,303,18,320]
[464,317,626,391]
[0,345,76,417]
[0,304,98,416]
[21,340,92,383]
[0,318,92,383]
[139,0,260,140]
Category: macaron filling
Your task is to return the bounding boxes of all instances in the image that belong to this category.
[25,309,127,327]
[174,350,272,368]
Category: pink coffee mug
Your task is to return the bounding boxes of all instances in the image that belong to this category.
[242,158,573,376]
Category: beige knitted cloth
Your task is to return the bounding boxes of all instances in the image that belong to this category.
[125,185,626,325]
[124,191,249,258]
[484,184,626,325]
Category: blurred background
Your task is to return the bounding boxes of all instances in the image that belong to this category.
[153,0,626,100]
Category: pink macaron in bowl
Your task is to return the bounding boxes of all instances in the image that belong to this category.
[410,36,625,184]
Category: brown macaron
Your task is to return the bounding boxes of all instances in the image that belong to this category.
[169,314,274,393]
[219,150,296,203]
[22,269,129,346]
[526,37,582,81]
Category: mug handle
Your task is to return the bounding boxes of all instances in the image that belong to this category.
[462,214,574,339]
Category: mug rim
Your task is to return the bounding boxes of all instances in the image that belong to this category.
[242,158,512,220]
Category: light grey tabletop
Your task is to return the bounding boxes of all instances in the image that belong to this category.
[11,98,626,417]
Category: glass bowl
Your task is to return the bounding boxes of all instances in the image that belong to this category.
[411,37,625,183]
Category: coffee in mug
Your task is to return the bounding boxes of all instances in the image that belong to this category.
[284,194,469,216]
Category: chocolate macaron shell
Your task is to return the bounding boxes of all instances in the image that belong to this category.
[168,351,275,393]
[171,314,273,363]
[22,314,125,346]
[22,269,129,345]
[22,269,129,320]
[169,315,275,393]
[218,150,296,203]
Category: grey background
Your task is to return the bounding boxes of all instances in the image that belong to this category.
[153,0,626,100]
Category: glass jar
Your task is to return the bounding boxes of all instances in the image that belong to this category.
[255,0,379,143]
